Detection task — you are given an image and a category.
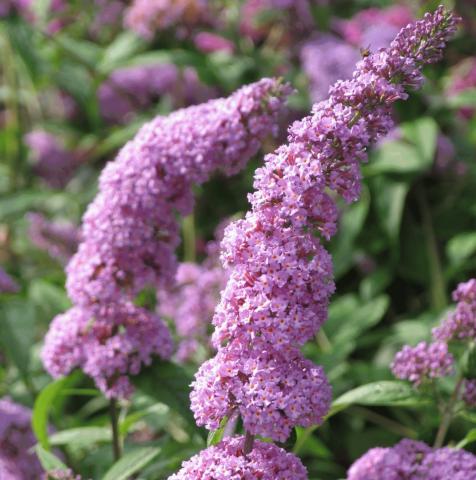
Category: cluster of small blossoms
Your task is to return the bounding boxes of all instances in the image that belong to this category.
[393,279,476,408]
[0,0,65,31]
[0,398,44,479]
[193,32,234,55]
[447,57,476,119]
[124,0,211,39]
[464,379,476,407]
[168,436,307,480]
[434,278,476,341]
[99,63,215,124]
[434,134,467,176]
[337,5,414,50]
[173,7,459,479]
[66,79,290,307]
[191,341,330,441]
[90,0,127,36]
[43,79,290,397]
[301,6,414,109]
[0,267,19,294]
[300,34,360,103]
[239,0,317,42]
[347,438,476,479]
[158,224,229,363]
[27,213,79,264]
[391,341,454,386]
[42,302,174,398]
[44,469,83,480]
[0,0,32,18]
[24,131,81,189]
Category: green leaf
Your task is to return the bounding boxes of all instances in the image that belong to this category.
[54,34,102,68]
[49,426,112,448]
[447,232,476,265]
[401,117,438,166]
[365,141,427,175]
[330,381,427,416]
[120,402,169,436]
[102,447,161,480]
[99,31,146,74]
[456,428,476,449]
[35,445,67,471]
[0,300,36,380]
[447,88,476,109]
[207,416,229,447]
[331,186,370,278]
[133,361,194,424]
[29,280,71,321]
[372,176,409,242]
[33,377,69,449]
[0,191,50,220]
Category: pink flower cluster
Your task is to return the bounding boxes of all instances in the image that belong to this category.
[0,398,44,479]
[391,341,454,386]
[42,303,173,398]
[347,438,476,479]
[300,34,360,103]
[433,278,476,341]
[124,0,210,39]
[43,79,290,397]
[158,225,229,363]
[0,267,19,294]
[447,57,476,118]
[239,0,317,41]
[24,131,81,189]
[168,436,308,480]
[67,79,289,307]
[45,470,82,480]
[191,342,330,441]
[99,63,215,124]
[392,279,476,410]
[464,379,476,407]
[337,5,414,49]
[186,1,459,462]
[28,213,79,264]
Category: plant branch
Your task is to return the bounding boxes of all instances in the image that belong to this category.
[433,376,464,448]
[109,399,122,461]
[417,187,446,312]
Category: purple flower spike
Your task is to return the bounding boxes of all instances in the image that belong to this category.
[43,79,290,398]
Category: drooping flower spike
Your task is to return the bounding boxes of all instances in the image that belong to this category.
[173,6,459,479]
[43,79,291,397]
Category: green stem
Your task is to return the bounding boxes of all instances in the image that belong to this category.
[293,426,317,455]
[349,406,417,438]
[182,214,196,263]
[110,399,122,461]
[417,187,446,311]
[433,376,464,448]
